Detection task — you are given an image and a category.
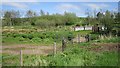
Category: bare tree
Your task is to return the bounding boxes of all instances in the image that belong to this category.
[40,10,45,16]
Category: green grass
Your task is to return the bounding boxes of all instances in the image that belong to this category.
[23,55,47,66]
[2,54,20,66]
[94,51,118,66]
[2,44,118,66]
[91,37,120,43]
[45,46,96,66]
[99,37,120,43]
[2,26,94,46]
[2,26,119,66]
[2,28,75,45]
[73,30,92,36]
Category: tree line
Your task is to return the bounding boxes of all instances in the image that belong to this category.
[2,9,120,35]
[2,10,78,28]
[85,10,120,35]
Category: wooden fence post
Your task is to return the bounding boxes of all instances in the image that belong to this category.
[62,37,66,52]
[53,42,56,55]
[20,50,23,66]
[85,35,87,42]
[71,39,73,44]
[101,35,104,39]
[78,34,80,44]
[85,34,89,42]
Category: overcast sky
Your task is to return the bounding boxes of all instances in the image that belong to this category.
[1,1,118,17]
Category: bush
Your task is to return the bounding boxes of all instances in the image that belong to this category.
[22,34,28,38]
[19,37,25,41]
[32,37,42,43]
[45,46,96,66]
[19,34,34,40]
[90,34,99,40]
[27,34,34,40]
[65,22,74,26]
[67,32,74,41]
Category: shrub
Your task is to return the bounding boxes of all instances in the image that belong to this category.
[67,32,74,41]
[27,34,34,40]
[22,34,28,38]
[90,34,99,40]
[45,46,96,66]
[32,37,42,43]
[19,37,25,41]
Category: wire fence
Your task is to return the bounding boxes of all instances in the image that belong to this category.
[2,54,20,66]
[1,33,108,66]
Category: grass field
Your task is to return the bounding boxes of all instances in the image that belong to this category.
[2,42,119,66]
[1,26,120,66]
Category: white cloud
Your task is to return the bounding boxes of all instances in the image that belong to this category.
[55,3,86,17]
[2,2,28,9]
[85,3,109,10]
[56,3,80,12]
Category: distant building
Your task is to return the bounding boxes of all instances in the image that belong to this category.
[73,24,104,32]
[73,26,92,31]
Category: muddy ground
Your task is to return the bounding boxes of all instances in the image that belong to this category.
[2,43,119,56]
[2,44,62,55]
[80,43,119,52]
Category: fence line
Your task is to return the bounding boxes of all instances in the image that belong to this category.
[53,42,56,55]
[20,50,23,66]
[2,55,18,59]
[78,34,80,44]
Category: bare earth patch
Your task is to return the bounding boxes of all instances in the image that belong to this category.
[73,37,86,43]
[81,43,119,52]
[2,43,119,55]
[2,44,61,55]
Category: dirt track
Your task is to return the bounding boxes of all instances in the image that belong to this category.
[2,44,61,55]
[2,43,119,55]
[81,43,119,52]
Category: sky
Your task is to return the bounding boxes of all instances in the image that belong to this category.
[1,0,119,2]
[1,2,118,17]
